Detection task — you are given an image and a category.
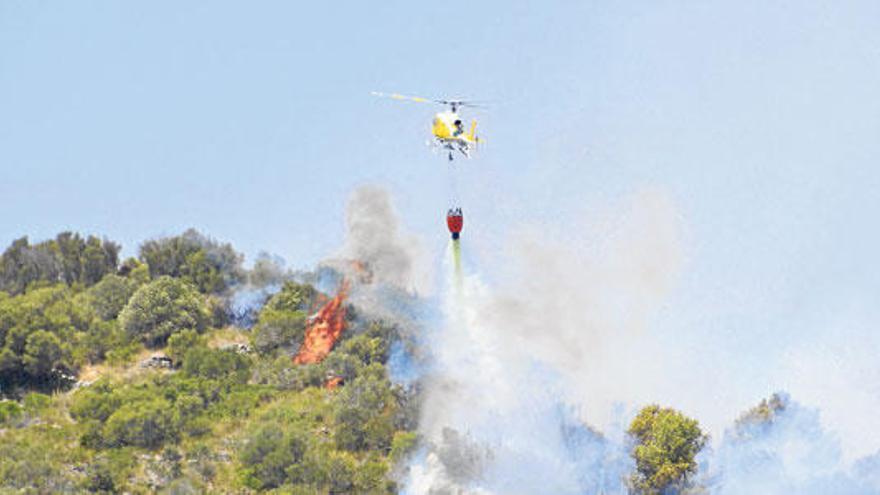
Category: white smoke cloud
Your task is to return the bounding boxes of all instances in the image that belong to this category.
[480,187,685,429]
[403,186,880,493]
[776,304,880,464]
[406,242,636,493]
[704,394,879,494]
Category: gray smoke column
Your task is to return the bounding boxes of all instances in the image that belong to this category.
[335,185,429,295]
[316,186,430,342]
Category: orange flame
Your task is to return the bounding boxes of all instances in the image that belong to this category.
[324,376,344,390]
[293,281,349,365]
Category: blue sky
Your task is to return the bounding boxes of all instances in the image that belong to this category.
[2,0,880,457]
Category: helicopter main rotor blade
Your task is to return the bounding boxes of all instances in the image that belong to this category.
[371,91,432,104]
[435,99,488,109]
[373,92,490,109]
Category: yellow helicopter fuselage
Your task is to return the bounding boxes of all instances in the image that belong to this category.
[432,111,478,145]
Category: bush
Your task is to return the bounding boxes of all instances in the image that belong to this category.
[119,276,209,347]
[22,392,51,413]
[82,319,128,363]
[88,274,139,320]
[22,330,65,380]
[353,456,393,493]
[166,329,204,365]
[322,450,357,493]
[182,347,250,383]
[333,364,397,452]
[103,399,179,448]
[0,401,23,424]
[251,356,324,391]
[106,340,143,366]
[264,282,316,313]
[0,285,92,389]
[390,431,419,463]
[0,436,79,492]
[251,308,306,355]
[240,424,309,490]
[335,331,389,367]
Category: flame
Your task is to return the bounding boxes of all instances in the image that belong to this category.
[324,376,344,390]
[351,259,373,284]
[293,281,349,365]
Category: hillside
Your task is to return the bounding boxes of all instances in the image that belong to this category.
[0,230,418,493]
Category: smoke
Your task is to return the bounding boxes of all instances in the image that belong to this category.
[336,185,430,295]
[395,186,880,493]
[482,187,683,408]
[322,186,878,493]
[403,190,678,493]
[227,253,289,327]
[310,185,432,339]
[405,243,634,494]
[703,393,880,494]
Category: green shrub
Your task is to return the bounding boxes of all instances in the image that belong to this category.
[390,431,419,463]
[82,319,128,363]
[251,309,306,355]
[240,424,309,489]
[22,392,51,413]
[333,364,397,452]
[103,399,179,448]
[106,340,143,366]
[0,400,23,424]
[87,274,138,321]
[264,282,316,313]
[182,347,250,383]
[22,329,65,379]
[166,329,204,365]
[119,276,209,347]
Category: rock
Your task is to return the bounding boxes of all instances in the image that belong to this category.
[218,343,252,355]
[140,354,174,369]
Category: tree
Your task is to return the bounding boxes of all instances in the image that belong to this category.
[87,274,139,320]
[264,282,316,313]
[0,233,119,295]
[628,405,707,494]
[119,276,209,347]
[0,285,91,388]
[731,392,788,440]
[166,329,204,365]
[251,309,306,355]
[82,319,127,363]
[0,237,61,294]
[138,229,244,294]
[248,253,288,287]
[249,282,315,355]
[22,330,65,380]
[333,364,397,452]
[240,424,309,489]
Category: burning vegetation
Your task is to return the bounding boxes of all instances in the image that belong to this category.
[293,280,350,365]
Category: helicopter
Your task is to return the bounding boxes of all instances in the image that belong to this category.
[372,92,482,161]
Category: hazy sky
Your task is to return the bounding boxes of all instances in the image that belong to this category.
[2,1,879,459]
